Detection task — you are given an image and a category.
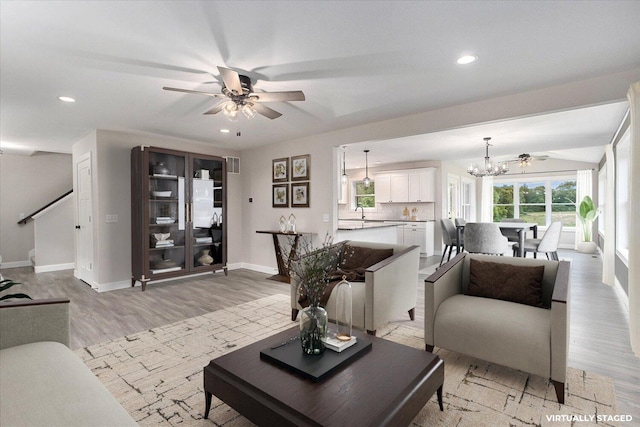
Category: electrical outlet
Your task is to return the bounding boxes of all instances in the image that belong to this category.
[322,214,329,223]
[106,214,118,223]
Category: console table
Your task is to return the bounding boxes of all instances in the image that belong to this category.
[256,230,314,283]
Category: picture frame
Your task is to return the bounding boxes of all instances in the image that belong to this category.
[291,182,310,208]
[290,154,310,181]
[272,158,289,183]
[272,184,289,208]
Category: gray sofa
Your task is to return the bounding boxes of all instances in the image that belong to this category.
[291,240,421,335]
[0,298,138,426]
[424,253,570,403]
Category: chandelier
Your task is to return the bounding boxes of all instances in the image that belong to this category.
[467,137,509,177]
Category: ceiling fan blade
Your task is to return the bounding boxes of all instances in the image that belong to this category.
[217,66,243,95]
[203,101,227,115]
[249,91,305,102]
[163,87,225,98]
[252,103,282,120]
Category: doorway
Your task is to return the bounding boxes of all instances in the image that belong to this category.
[75,154,94,288]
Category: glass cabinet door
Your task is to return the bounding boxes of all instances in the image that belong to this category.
[190,156,224,269]
[147,151,186,275]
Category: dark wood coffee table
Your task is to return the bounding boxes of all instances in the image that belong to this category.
[203,327,444,427]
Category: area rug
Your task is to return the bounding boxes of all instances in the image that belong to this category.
[76,294,619,427]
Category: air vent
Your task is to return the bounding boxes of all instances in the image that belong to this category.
[227,157,240,174]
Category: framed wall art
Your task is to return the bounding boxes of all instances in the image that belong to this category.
[291,154,310,181]
[272,158,289,183]
[291,182,310,207]
[272,184,289,208]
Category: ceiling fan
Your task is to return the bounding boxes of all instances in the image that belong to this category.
[163,66,305,120]
[509,153,549,168]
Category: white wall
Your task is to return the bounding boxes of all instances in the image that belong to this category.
[72,130,241,290]
[239,70,633,271]
[0,152,72,267]
[33,194,74,272]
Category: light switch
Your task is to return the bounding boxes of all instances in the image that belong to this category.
[322,214,330,223]
[106,214,118,223]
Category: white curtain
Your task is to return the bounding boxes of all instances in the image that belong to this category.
[602,145,616,286]
[481,176,494,222]
[574,169,592,249]
[627,81,639,356]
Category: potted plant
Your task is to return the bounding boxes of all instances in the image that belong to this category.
[577,195,600,253]
[0,279,32,302]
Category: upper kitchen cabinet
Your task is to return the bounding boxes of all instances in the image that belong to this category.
[408,168,435,202]
[375,173,409,203]
[131,146,227,291]
[375,168,435,203]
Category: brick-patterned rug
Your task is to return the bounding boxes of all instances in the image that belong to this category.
[76,294,619,426]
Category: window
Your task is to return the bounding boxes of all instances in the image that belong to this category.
[353,180,375,208]
[551,180,576,227]
[493,183,514,221]
[460,179,475,221]
[493,176,576,227]
[519,181,545,225]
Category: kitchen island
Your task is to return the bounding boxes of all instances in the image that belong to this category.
[337,219,434,255]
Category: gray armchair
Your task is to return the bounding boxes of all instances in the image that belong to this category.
[424,253,570,403]
[290,241,420,335]
[463,222,509,255]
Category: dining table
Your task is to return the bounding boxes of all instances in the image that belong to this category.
[456,222,538,257]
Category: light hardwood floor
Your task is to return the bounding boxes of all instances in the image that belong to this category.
[4,248,639,421]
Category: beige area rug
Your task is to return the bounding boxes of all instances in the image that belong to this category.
[76,294,619,427]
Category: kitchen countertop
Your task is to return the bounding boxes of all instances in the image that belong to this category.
[337,218,434,231]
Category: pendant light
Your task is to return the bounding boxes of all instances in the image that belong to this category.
[341,147,348,183]
[467,137,509,177]
[363,149,370,188]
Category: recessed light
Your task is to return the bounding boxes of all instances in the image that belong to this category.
[456,55,478,65]
[219,129,230,133]
[58,96,76,103]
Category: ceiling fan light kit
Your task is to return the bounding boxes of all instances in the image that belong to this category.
[467,137,509,177]
[163,66,305,121]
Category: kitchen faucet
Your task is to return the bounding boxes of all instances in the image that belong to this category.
[355,205,365,220]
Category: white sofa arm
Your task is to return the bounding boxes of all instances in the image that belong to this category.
[423,253,465,349]
[0,298,70,350]
[364,245,420,332]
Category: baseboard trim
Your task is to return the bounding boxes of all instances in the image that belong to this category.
[34,262,75,274]
[238,263,278,275]
[0,260,32,269]
[96,280,132,293]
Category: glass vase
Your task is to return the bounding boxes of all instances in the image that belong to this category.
[299,305,328,355]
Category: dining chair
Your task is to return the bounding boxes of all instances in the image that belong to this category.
[512,221,563,260]
[463,222,509,256]
[439,219,462,266]
[500,218,525,242]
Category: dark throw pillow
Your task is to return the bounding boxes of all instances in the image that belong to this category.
[340,244,394,272]
[468,258,545,308]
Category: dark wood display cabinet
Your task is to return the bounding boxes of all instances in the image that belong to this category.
[131,146,227,291]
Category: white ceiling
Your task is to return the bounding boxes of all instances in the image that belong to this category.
[1,1,639,163]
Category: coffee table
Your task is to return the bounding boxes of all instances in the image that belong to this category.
[203,327,444,427]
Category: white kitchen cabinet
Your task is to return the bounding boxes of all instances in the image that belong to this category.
[408,169,435,202]
[375,168,434,203]
[374,174,391,202]
[374,173,408,203]
[390,174,409,203]
[397,221,434,256]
